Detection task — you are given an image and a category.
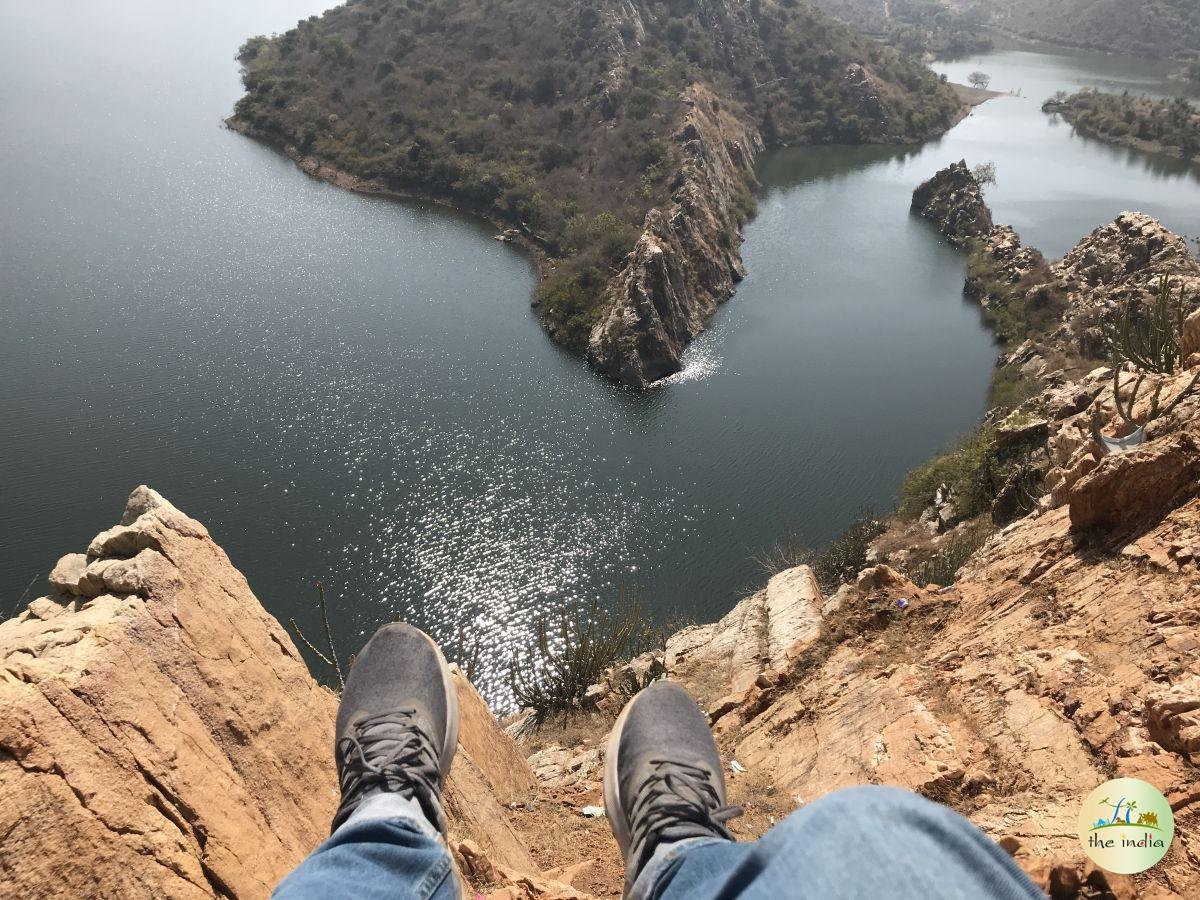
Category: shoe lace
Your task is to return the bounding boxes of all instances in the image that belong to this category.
[628,759,742,866]
[334,708,445,833]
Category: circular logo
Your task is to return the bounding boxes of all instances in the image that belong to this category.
[1078,778,1174,874]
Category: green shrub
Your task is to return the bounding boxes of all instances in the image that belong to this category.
[967,245,1065,349]
[509,589,662,726]
[811,513,886,591]
[899,428,999,522]
[987,364,1038,413]
[753,513,885,592]
[906,523,993,587]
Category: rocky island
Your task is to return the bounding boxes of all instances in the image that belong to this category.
[229,0,965,387]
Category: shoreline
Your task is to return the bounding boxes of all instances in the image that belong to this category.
[974,22,1196,63]
[1057,114,1197,162]
[224,118,556,269]
[227,94,979,384]
[950,83,1002,109]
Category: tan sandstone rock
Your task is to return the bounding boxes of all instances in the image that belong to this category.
[1069,433,1200,531]
[1182,308,1200,363]
[1,487,545,898]
[0,487,339,899]
[666,564,825,706]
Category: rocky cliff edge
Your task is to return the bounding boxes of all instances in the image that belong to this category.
[0,488,554,899]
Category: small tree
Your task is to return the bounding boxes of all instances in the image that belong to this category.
[968,71,991,91]
[971,161,997,190]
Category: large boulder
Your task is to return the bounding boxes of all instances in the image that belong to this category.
[1069,433,1200,531]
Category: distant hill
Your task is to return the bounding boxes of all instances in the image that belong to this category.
[985,0,1200,58]
[231,0,962,383]
[807,0,993,56]
[810,0,1199,59]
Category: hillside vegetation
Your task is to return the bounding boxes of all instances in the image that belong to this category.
[1044,89,1200,159]
[232,0,961,349]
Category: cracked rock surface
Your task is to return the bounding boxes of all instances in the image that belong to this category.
[0,486,339,898]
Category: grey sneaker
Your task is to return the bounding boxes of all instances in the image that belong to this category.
[331,623,459,835]
[603,681,740,892]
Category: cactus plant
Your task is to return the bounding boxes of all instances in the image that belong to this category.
[1104,276,1200,433]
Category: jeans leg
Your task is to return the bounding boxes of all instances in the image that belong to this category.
[639,785,1043,900]
[273,795,458,900]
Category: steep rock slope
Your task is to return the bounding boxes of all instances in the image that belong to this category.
[0,488,337,898]
[231,0,963,387]
[0,488,546,899]
[586,85,761,385]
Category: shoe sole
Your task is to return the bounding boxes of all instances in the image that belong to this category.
[406,623,460,779]
[602,689,639,858]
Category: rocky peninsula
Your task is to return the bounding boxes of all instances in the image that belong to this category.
[229,0,964,388]
[1044,91,1200,161]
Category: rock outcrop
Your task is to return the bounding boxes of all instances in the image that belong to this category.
[964,225,1046,303]
[1068,430,1200,531]
[910,160,995,249]
[0,488,338,898]
[667,565,824,712]
[586,85,762,388]
[0,487,545,899]
[1051,212,1200,356]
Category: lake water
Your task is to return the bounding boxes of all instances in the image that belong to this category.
[3,4,1198,706]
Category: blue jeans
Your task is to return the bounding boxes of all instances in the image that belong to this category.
[274,786,1043,899]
